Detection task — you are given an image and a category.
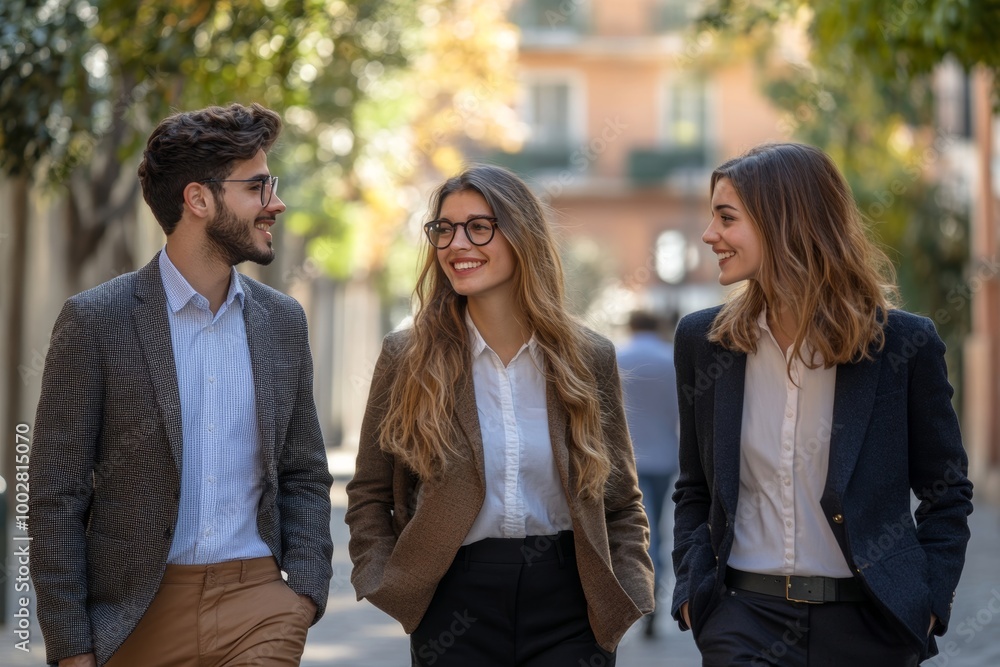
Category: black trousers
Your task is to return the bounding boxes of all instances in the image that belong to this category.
[410,531,615,667]
[695,586,922,667]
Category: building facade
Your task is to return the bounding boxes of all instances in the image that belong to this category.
[489,0,791,325]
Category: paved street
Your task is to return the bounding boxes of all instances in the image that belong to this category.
[3,448,998,665]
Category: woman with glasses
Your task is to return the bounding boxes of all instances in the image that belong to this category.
[346,164,654,666]
[672,143,973,665]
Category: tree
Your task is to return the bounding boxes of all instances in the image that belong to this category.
[0,0,520,620]
[701,0,1000,82]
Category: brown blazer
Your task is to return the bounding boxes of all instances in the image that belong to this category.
[345,327,655,652]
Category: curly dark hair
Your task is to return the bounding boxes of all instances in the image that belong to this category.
[137,102,282,234]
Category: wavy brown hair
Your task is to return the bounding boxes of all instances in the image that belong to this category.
[380,164,613,499]
[708,143,898,367]
[138,102,282,234]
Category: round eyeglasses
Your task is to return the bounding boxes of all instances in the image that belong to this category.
[199,176,279,208]
[423,216,498,249]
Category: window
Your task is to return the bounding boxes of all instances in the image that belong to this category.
[628,74,711,185]
[526,81,571,147]
[512,0,589,34]
[654,0,698,33]
[488,71,584,174]
[664,75,709,149]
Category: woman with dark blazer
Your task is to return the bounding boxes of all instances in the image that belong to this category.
[672,143,973,666]
[346,164,654,666]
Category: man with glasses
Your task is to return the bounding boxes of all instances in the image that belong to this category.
[29,103,333,667]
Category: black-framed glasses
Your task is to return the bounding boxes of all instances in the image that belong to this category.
[199,176,279,208]
[423,216,498,249]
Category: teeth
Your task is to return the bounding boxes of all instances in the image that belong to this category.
[454,261,483,271]
[717,251,735,260]
[255,223,269,231]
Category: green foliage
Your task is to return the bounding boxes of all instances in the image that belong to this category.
[703,0,1000,93]
[0,0,415,177]
[1,0,519,289]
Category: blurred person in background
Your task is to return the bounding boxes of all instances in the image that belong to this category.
[29,103,333,667]
[346,164,654,666]
[617,309,679,639]
[672,142,973,666]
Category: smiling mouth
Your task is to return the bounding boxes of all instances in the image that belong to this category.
[717,251,735,261]
[453,261,484,271]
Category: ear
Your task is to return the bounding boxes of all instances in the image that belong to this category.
[182,182,214,221]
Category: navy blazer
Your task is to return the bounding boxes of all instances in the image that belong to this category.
[671,306,973,660]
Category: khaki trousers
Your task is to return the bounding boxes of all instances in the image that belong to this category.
[106,557,311,667]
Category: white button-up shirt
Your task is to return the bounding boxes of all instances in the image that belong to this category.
[462,315,573,545]
[728,309,852,577]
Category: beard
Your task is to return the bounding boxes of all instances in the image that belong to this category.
[205,201,275,267]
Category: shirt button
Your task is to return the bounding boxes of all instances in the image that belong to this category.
[832,514,844,524]
[785,409,794,418]
[207,423,215,431]
[207,475,216,483]
[208,375,216,383]
[207,325,215,333]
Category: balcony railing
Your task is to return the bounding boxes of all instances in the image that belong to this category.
[485,144,575,175]
[628,145,708,186]
[652,1,696,33]
[512,0,590,35]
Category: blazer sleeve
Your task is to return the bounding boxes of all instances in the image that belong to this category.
[276,303,334,624]
[670,315,717,628]
[345,335,402,603]
[905,317,973,636]
[597,340,656,614]
[28,299,102,662]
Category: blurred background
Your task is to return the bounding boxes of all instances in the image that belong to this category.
[1,0,999,652]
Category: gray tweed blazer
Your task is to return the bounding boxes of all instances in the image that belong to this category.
[28,252,334,666]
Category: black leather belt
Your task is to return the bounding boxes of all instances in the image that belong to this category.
[725,567,866,603]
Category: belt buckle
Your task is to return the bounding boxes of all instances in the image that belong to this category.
[785,576,823,604]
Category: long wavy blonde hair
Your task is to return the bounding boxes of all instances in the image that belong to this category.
[708,143,899,367]
[380,164,613,499]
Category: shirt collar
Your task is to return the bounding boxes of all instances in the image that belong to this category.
[756,307,772,336]
[158,247,245,314]
[464,310,540,363]
[757,305,824,366]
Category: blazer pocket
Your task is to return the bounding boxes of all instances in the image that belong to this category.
[85,500,135,541]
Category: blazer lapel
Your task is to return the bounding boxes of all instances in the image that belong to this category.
[452,366,485,486]
[241,279,277,468]
[826,354,882,498]
[546,381,572,505]
[714,350,746,516]
[133,253,185,472]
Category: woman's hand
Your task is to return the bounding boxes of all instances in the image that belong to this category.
[681,601,692,629]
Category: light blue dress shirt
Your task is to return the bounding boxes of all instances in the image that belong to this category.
[159,249,271,564]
